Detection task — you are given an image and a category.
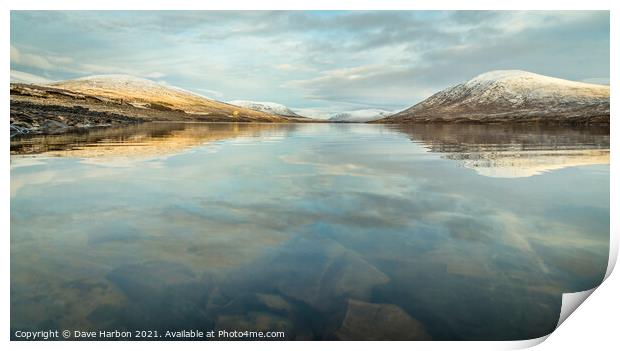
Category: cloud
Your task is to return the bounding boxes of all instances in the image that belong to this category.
[283,11,609,107]
[11,45,53,70]
[274,63,314,72]
[286,64,440,107]
[10,11,610,113]
[144,72,166,79]
[10,45,20,62]
[11,45,77,72]
[10,69,54,84]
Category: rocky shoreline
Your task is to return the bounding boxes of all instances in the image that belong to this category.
[10,100,145,136]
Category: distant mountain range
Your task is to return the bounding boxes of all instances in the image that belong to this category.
[328,109,396,122]
[376,70,609,124]
[228,100,303,118]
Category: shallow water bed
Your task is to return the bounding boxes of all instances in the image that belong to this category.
[10,122,610,340]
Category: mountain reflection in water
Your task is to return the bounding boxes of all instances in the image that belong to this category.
[11,122,609,340]
[11,122,299,158]
[12,123,609,179]
[391,124,609,178]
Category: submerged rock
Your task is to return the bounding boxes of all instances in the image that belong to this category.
[268,237,390,311]
[335,299,431,340]
[40,119,69,133]
[255,293,293,313]
[215,311,291,339]
[104,261,214,331]
[107,261,197,300]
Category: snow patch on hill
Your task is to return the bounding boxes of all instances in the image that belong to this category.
[423,70,609,107]
[55,74,212,100]
[228,100,300,117]
[329,109,396,122]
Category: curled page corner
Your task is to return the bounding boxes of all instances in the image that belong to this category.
[509,334,550,349]
[507,286,599,350]
[604,229,618,280]
[556,288,597,328]
[555,230,618,330]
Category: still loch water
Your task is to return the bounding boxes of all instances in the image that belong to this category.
[11,122,610,340]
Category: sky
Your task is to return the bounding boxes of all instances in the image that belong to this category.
[10,11,610,118]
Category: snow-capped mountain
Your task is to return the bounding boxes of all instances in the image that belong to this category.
[50,75,286,121]
[378,70,610,124]
[228,100,302,117]
[52,74,211,109]
[328,109,396,122]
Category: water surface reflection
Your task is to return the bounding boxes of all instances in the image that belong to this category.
[392,124,609,178]
[11,123,609,340]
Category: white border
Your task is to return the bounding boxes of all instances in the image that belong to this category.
[2,1,616,350]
